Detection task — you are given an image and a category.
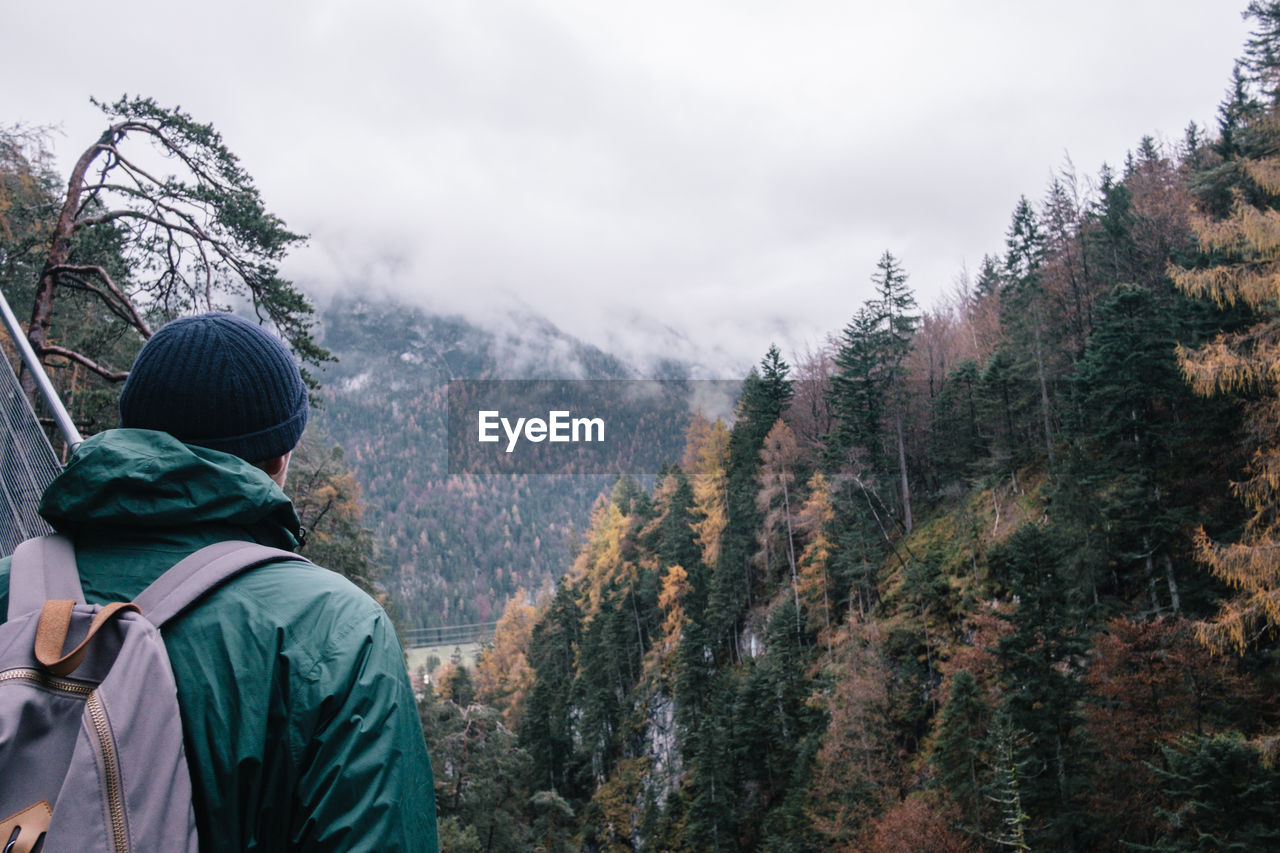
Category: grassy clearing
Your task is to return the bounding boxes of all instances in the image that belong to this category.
[405,642,482,677]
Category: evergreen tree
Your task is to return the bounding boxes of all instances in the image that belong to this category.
[1000,196,1057,464]
[931,670,990,835]
[424,696,534,853]
[983,710,1032,852]
[872,251,919,532]
[1148,734,1280,851]
[656,468,700,573]
[1244,1,1280,102]
[0,126,141,436]
[710,350,793,653]
[976,345,1037,488]
[522,584,585,796]
[827,304,886,471]
[927,359,986,485]
[529,790,576,853]
[731,599,822,850]
[989,526,1093,850]
[683,674,742,853]
[1089,163,1139,289]
[973,253,1003,301]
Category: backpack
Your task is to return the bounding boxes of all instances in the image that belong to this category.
[0,535,307,853]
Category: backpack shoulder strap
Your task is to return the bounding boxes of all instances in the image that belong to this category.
[134,540,311,627]
[8,534,86,620]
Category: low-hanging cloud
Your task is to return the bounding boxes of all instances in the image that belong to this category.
[2,0,1251,376]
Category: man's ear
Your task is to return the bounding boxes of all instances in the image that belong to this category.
[256,451,292,488]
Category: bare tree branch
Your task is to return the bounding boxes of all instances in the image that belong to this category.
[37,343,129,381]
[50,263,154,336]
[18,97,326,408]
[55,274,137,327]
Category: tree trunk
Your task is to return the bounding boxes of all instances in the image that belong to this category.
[781,477,800,618]
[20,129,112,405]
[894,407,912,533]
[1162,552,1181,612]
[1031,304,1055,464]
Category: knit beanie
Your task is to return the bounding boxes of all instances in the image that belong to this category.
[119,312,308,462]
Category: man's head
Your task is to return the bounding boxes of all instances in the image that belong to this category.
[119,312,308,482]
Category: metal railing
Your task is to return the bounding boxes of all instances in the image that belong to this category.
[0,289,81,453]
[403,621,499,649]
[0,288,83,555]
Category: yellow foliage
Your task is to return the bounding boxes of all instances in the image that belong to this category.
[1187,202,1280,263]
[567,497,632,622]
[658,564,691,653]
[583,757,650,853]
[433,660,461,701]
[1169,263,1280,309]
[1176,335,1280,397]
[796,471,835,638]
[685,416,730,569]
[474,589,538,729]
[1174,139,1280,653]
[1245,157,1280,196]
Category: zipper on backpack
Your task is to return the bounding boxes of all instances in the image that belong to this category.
[0,669,129,851]
[0,667,94,696]
[86,692,129,853]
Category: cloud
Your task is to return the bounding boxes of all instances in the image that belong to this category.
[2,0,1252,375]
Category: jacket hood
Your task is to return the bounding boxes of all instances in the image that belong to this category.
[38,429,302,548]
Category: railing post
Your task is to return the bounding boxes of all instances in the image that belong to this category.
[0,288,83,454]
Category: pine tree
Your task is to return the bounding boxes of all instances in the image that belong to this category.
[828,253,919,509]
[1000,196,1056,463]
[1244,1,1280,103]
[12,97,328,409]
[428,700,534,853]
[989,525,1092,850]
[977,345,1036,489]
[1054,283,1219,609]
[828,304,886,470]
[872,251,919,532]
[931,670,990,835]
[1149,734,1280,851]
[522,584,585,796]
[1090,163,1138,288]
[656,468,700,574]
[928,359,986,485]
[711,351,793,653]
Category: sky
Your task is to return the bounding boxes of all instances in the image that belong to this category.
[3,1,1253,376]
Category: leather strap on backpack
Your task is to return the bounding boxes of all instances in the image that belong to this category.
[34,599,141,677]
[0,800,52,853]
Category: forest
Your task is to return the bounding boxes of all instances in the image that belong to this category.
[419,6,1280,851]
[3,4,1280,852]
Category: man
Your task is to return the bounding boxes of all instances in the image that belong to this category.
[0,312,439,851]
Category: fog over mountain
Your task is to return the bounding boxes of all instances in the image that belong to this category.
[2,0,1250,375]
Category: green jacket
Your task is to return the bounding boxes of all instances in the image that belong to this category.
[0,429,439,852]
